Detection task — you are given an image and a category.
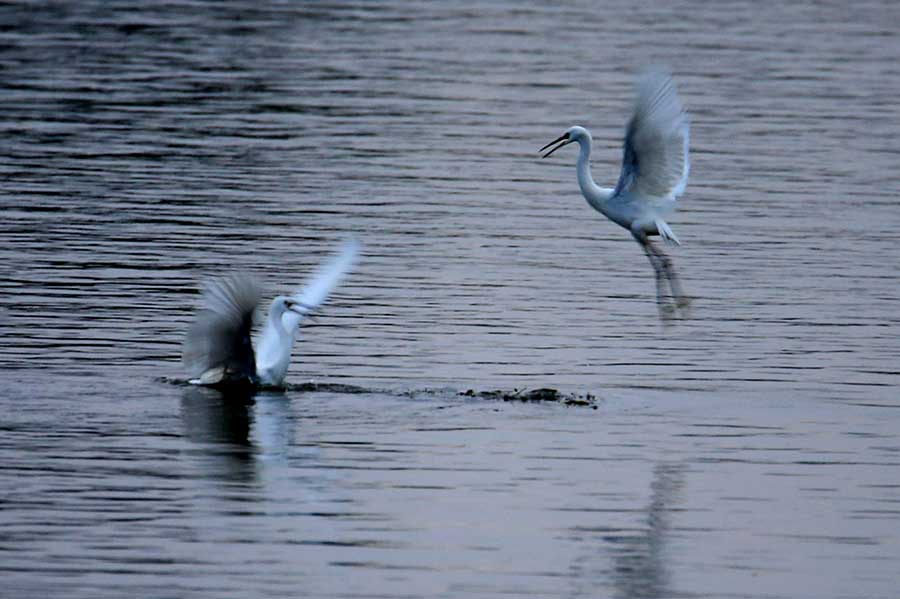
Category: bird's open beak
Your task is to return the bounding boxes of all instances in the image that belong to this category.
[540,132,571,158]
[285,299,315,315]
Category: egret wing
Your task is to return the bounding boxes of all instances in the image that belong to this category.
[182,274,261,384]
[614,70,690,201]
[280,239,360,334]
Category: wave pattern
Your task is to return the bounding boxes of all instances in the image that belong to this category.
[1,1,899,597]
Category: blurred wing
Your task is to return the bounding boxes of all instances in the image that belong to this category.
[182,274,261,383]
[614,70,690,201]
[280,239,360,333]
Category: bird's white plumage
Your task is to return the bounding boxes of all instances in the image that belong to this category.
[183,240,359,389]
[283,238,360,334]
[541,69,690,243]
[616,69,690,204]
[255,239,359,386]
[540,69,691,317]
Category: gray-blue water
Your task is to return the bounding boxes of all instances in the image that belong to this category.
[2,1,899,597]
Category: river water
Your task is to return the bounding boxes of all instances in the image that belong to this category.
[2,1,899,597]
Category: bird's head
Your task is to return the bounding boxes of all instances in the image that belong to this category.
[540,125,590,158]
[271,296,313,318]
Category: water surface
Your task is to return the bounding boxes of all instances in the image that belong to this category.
[2,1,899,597]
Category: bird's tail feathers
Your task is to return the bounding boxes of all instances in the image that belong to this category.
[655,219,681,246]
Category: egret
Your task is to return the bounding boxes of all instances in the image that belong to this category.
[182,239,359,389]
[540,70,691,319]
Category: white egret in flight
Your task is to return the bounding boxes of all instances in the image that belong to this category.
[541,70,691,319]
[182,239,359,389]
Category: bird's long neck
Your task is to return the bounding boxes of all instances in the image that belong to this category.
[255,300,296,387]
[576,137,613,214]
[267,303,289,339]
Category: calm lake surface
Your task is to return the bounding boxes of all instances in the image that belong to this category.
[2,1,899,597]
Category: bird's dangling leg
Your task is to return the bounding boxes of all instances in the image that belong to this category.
[646,237,691,317]
[633,231,690,320]
[634,231,675,319]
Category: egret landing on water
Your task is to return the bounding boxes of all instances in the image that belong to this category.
[182,240,359,390]
[541,69,691,320]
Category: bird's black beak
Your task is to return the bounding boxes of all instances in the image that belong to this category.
[285,299,315,315]
[540,132,571,158]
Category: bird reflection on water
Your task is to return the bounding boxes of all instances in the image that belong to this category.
[179,386,294,484]
[569,462,686,599]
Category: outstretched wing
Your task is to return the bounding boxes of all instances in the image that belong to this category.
[182,274,262,384]
[279,239,360,335]
[614,70,690,201]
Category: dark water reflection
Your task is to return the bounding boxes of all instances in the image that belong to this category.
[609,462,684,599]
[2,0,899,597]
[180,387,259,484]
[181,387,256,447]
